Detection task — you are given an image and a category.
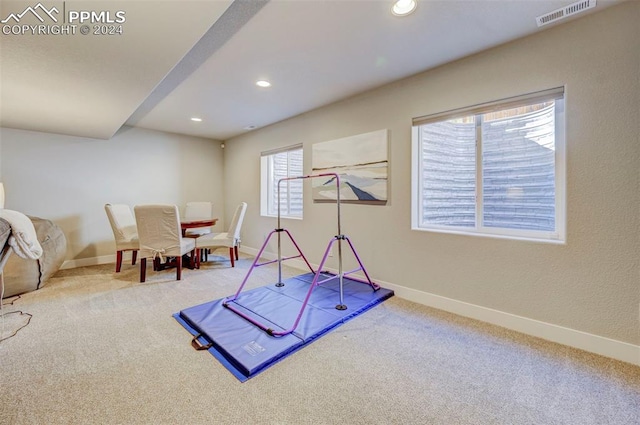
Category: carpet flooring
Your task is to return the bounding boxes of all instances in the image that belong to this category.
[1,253,639,424]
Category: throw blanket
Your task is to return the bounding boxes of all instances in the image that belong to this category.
[0,209,43,260]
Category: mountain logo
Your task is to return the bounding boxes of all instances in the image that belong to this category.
[1,2,59,24]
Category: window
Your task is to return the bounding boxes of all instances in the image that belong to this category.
[411,88,565,242]
[260,145,303,219]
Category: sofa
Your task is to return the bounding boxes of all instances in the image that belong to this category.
[0,218,11,287]
[0,218,9,250]
[1,216,66,298]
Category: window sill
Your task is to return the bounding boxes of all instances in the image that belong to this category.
[411,225,566,245]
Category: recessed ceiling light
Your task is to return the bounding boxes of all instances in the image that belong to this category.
[256,80,271,88]
[392,0,417,16]
[244,125,257,130]
[190,117,202,122]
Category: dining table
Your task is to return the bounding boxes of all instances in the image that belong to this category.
[154,216,215,271]
[180,217,218,237]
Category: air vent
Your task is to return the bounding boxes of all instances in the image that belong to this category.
[536,0,596,27]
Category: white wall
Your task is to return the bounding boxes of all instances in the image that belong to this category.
[0,126,225,263]
[222,1,640,359]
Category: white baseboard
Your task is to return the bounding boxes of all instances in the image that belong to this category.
[61,254,115,270]
[239,245,640,366]
[391,283,640,366]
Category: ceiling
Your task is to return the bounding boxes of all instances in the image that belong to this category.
[0,0,620,141]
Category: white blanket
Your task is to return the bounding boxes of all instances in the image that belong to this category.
[0,209,43,260]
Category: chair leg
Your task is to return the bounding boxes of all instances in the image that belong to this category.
[195,249,200,269]
[234,245,239,260]
[140,258,147,282]
[176,256,182,280]
[116,250,123,272]
[131,250,137,265]
[229,247,235,267]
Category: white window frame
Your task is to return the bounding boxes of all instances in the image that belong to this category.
[260,144,303,219]
[411,88,566,243]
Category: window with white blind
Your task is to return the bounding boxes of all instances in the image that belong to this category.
[411,88,565,242]
[260,145,303,219]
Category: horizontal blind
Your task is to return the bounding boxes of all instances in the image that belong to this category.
[266,147,303,217]
[481,102,556,231]
[412,87,564,127]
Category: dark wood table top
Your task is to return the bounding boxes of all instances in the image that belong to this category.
[180,217,218,230]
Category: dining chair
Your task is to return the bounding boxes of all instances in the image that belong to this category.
[134,204,196,282]
[195,202,247,267]
[104,203,139,273]
[183,201,213,237]
[184,201,214,262]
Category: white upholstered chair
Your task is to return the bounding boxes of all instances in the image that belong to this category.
[183,201,214,237]
[195,202,247,267]
[104,203,139,273]
[134,204,196,282]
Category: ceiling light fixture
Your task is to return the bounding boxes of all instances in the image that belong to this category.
[256,80,271,88]
[190,117,202,122]
[392,0,417,16]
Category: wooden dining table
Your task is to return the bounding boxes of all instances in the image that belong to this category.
[180,217,218,237]
[174,217,217,269]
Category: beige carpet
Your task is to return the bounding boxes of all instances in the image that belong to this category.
[1,254,639,424]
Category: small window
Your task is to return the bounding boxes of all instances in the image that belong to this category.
[411,88,565,242]
[260,145,303,219]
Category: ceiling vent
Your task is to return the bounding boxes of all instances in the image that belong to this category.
[536,0,596,27]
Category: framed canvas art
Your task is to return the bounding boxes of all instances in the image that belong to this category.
[312,129,388,204]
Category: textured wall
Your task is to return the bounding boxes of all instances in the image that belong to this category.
[0,126,225,261]
[223,2,640,344]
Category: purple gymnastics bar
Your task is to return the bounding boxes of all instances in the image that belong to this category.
[223,172,379,336]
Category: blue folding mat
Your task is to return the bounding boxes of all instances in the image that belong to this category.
[174,272,393,381]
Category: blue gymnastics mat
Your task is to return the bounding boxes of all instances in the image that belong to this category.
[174,272,393,381]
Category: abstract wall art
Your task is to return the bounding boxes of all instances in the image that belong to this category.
[312,129,388,204]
